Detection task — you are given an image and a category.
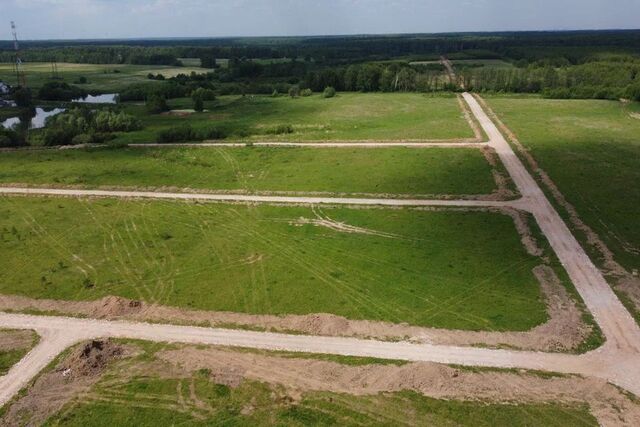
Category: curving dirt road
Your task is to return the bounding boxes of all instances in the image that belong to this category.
[0,93,639,408]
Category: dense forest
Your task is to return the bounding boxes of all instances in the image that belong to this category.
[1,30,640,100]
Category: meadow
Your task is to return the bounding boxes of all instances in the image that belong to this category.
[113,93,476,143]
[486,97,640,274]
[0,146,502,197]
[0,197,548,331]
[0,62,209,93]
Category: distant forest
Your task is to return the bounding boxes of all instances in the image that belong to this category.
[1,30,640,100]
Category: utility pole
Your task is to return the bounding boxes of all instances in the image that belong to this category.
[10,21,27,87]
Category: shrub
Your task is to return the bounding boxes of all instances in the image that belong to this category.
[156,126,196,143]
[12,87,33,107]
[300,88,313,97]
[71,133,94,145]
[322,86,336,98]
[191,87,216,101]
[42,127,77,146]
[193,95,204,112]
[146,95,169,114]
[200,127,227,140]
[266,124,294,135]
[94,111,142,132]
[0,128,25,147]
[38,81,86,101]
[288,85,300,98]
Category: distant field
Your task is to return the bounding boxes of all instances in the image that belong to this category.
[115,93,476,143]
[486,97,640,274]
[0,62,210,92]
[0,197,547,331]
[0,146,501,197]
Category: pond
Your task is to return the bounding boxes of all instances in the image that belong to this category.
[72,93,118,104]
[1,107,66,130]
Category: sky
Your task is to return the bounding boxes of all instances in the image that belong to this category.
[3,0,640,40]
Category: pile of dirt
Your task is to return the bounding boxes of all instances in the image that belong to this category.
[58,339,126,379]
[0,339,129,427]
[89,296,144,319]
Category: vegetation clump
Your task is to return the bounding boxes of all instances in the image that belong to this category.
[41,107,142,146]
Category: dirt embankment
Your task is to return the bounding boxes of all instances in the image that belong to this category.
[157,346,640,426]
[0,339,129,427]
[474,94,640,315]
[0,264,591,352]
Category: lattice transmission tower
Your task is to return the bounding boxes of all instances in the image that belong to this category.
[10,21,27,87]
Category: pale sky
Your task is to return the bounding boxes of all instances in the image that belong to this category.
[3,0,640,40]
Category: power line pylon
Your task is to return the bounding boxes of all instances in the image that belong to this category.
[10,21,27,87]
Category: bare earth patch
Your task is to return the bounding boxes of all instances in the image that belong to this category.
[0,330,36,353]
[0,339,130,427]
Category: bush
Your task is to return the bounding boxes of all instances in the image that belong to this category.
[300,88,313,97]
[94,111,142,132]
[266,124,294,135]
[42,127,77,146]
[193,95,204,112]
[71,133,94,145]
[0,128,25,147]
[156,126,196,143]
[200,127,227,140]
[12,87,33,107]
[146,95,169,114]
[288,85,300,98]
[38,81,86,101]
[322,86,336,98]
[191,87,216,101]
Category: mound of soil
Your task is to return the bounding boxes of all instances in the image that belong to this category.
[58,339,125,379]
[89,296,143,319]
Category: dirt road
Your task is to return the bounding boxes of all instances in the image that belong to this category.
[0,93,639,408]
[464,92,640,354]
[0,186,516,209]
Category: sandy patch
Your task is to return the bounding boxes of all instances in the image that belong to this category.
[290,207,403,239]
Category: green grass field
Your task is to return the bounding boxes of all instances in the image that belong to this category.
[46,380,595,426]
[485,96,640,274]
[113,92,475,143]
[40,343,596,427]
[0,197,547,331]
[0,146,501,197]
[0,62,210,93]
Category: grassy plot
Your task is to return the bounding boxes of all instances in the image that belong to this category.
[485,96,640,273]
[0,197,547,331]
[114,92,476,143]
[40,342,597,427]
[0,146,500,197]
[0,62,209,93]
[45,380,596,427]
